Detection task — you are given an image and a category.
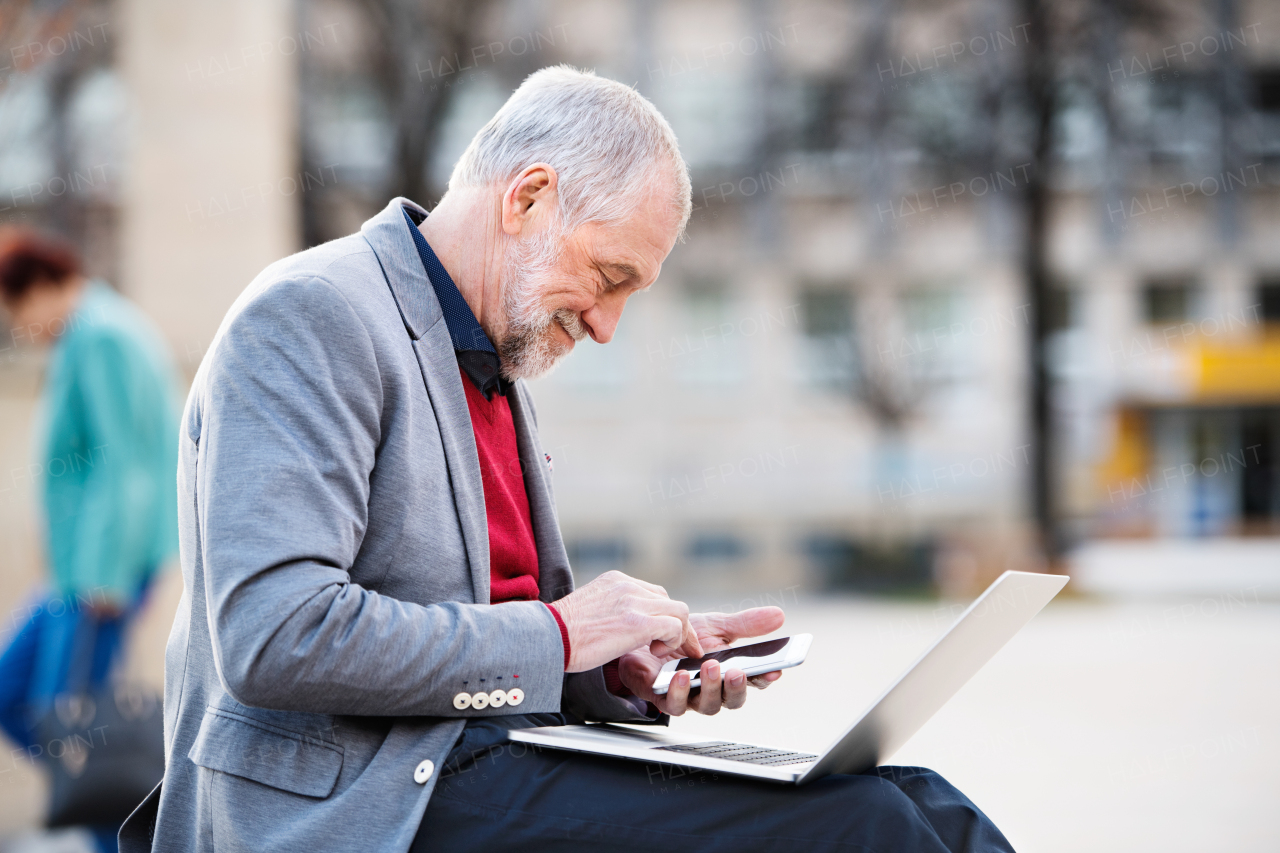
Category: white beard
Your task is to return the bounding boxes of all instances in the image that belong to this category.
[495,217,587,381]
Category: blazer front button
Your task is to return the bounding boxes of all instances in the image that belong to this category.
[414,760,434,784]
[488,689,506,708]
[470,691,490,709]
[506,687,524,706]
[452,692,472,710]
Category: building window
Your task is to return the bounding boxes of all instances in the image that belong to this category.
[798,286,855,389]
[1048,287,1080,332]
[796,77,841,153]
[566,537,630,579]
[685,532,750,564]
[1250,68,1280,113]
[1257,276,1280,323]
[801,288,853,337]
[899,286,971,381]
[1240,409,1278,523]
[800,534,934,593]
[1250,69,1280,172]
[1146,74,1214,167]
[1142,276,1197,324]
[673,277,745,387]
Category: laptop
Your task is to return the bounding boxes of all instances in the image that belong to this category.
[509,570,1068,784]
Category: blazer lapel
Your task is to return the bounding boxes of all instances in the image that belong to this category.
[361,197,491,604]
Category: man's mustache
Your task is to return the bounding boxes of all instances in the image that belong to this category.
[553,308,587,341]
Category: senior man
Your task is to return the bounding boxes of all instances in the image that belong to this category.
[121,67,1013,852]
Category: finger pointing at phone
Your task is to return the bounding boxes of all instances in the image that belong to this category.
[617,606,787,717]
[552,571,703,672]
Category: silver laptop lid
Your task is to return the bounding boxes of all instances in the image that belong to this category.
[798,570,1068,783]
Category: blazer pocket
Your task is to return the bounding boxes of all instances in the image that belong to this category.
[188,707,344,798]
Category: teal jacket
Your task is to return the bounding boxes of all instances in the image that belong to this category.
[39,281,179,602]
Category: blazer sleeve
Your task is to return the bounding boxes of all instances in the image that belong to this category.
[196,274,565,717]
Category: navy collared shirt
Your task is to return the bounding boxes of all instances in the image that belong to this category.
[403,207,508,398]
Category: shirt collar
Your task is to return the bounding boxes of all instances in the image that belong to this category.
[403,207,508,398]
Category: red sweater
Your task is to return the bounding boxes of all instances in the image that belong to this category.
[460,370,572,668]
[462,369,631,695]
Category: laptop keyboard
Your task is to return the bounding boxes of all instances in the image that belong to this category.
[655,741,818,767]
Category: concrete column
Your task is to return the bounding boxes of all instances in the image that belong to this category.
[118,0,300,375]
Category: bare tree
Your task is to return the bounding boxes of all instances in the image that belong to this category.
[357,0,496,204]
[1015,0,1176,559]
[827,0,1182,562]
[298,0,498,245]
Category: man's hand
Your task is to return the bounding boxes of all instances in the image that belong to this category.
[552,571,702,673]
[616,607,786,716]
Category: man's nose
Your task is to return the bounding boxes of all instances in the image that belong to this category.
[583,294,627,344]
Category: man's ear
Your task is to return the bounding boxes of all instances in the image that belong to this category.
[501,163,558,237]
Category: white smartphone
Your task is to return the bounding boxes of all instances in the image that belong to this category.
[651,634,812,695]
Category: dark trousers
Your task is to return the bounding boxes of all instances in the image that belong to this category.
[415,714,1015,853]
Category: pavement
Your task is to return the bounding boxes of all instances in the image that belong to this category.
[2,575,1277,852]
[673,590,1280,853]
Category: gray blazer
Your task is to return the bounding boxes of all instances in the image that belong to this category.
[120,198,652,853]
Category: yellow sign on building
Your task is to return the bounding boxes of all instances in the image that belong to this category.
[1193,336,1280,402]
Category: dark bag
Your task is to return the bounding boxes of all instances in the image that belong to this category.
[36,618,165,828]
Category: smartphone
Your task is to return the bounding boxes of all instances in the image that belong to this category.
[651,634,812,695]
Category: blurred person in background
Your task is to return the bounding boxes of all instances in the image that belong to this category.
[0,229,178,853]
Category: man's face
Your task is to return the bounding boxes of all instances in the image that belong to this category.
[494,183,681,380]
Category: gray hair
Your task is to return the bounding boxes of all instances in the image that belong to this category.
[449,65,692,239]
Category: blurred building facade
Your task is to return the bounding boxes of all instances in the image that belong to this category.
[293,0,1280,592]
[2,0,1278,597]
